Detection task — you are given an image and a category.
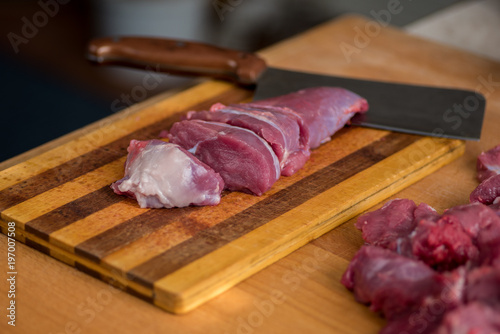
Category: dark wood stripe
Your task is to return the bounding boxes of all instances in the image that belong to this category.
[127,133,419,287]
[25,186,123,241]
[75,263,154,303]
[74,206,211,263]
[75,261,104,280]
[0,87,252,212]
[25,238,51,256]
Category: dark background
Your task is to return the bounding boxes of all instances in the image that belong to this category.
[0,0,461,162]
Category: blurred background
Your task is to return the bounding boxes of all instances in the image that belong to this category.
[0,0,497,162]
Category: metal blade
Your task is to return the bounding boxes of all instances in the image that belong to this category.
[254,68,485,141]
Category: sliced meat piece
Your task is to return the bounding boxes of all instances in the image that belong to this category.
[251,86,369,149]
[477,144,500,182]
[470,174,500,206]
[341,245,463,321]
[111,140,224,208]
[185,102,310,176]
[466,266,500,307]
[168,120,280,196]
[435,302,500,334]
[410,217,479,271]
[355,199,438,256]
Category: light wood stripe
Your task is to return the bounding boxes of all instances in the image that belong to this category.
[102,221,194,272]
[25,186,123,240]
[50,201,149,253]
[1,157,126,224]
[0,81,238,192]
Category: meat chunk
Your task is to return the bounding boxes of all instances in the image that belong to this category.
[466,266,500,307]
[410,217,479,271]
[470,174,500,206]
[355,199,438,256]
[442,202,500,239]
[409,203,500,271]
[435,302,500,334]
[477,144,500,182]
[489,201,500,217]
[185,102,310,176]
[379,268,465,334]
[111,140,224,208]
[168,120,280,196]
[341,245,463,321]
[476,217,500,266]
[251,86,369,149]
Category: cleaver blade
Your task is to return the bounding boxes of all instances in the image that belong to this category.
[87,37,485,141]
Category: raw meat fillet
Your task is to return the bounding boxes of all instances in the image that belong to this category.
[410,216,479,271]
[470,174,500,206]
[168,120,280,196]
[355,199,440,256]
[477,144,500,182]
[341,245,463,321]
[185,102,310,176]
[111,140,224,208]
[435,302,500,334]
[466,266,500,307]
[251,86,369,149]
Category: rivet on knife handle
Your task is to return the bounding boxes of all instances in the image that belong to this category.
[86,36,268,85]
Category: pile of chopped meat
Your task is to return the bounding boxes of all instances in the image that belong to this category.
[342,144,500,334]
[111,87,368,208]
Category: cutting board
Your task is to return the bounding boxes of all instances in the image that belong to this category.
[0,19,465,314]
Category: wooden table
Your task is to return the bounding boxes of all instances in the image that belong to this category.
[1,15,499,333]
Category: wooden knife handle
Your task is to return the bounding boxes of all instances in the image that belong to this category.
[87,37,267,85]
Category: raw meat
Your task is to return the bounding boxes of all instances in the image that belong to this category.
[408,203,500,271]
[251,86,369,149]
[490,201,500,217]
[355,199,438,255]
[168,120,280,196]
[111,140,224,208]
[476,217,500,266]
[477,144,500,182]
[341,245,464,321]
[435,302,500,334]
[442,202,500,239]
[380,268,465,334]
[466,266,500,307]
[185,102,310,176]
[356,200,494,270]
[470,174,500,206]
[410,216,479,271]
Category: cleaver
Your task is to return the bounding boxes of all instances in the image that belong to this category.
[87,37,485,141]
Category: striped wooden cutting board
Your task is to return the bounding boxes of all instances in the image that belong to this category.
[0,78,464,313]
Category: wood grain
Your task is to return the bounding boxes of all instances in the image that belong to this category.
[1,14,499,333]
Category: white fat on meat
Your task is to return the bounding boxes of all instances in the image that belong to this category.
[112,140,224,208]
